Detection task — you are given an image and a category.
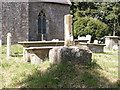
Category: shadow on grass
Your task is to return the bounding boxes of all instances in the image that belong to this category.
[102,52,115,55]
[11,54,23,57]
[93,52,115,55]
[13,59,120,88]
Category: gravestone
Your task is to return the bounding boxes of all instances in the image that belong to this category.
[0,40,2,47]
[78,36,86,40]
[64,14,74,46]
[7,33,12,56]
[93,40,98,44]
[86,35,91,43]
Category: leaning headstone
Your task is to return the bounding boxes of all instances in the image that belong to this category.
[49,46,92,65]
[7,33,12,56]
[64,14,74,46]
[86,35,91,43]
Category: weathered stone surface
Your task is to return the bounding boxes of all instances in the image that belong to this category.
[49,47,62,64]
[49,46,92,65]
[30,53,47,65]
[64,14,73,46]
[2,2,29,44]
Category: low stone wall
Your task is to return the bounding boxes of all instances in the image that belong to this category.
[49,46,92,65]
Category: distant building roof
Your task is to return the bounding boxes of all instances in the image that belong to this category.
[2,0,71,5]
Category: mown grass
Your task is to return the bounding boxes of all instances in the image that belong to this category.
[0,45,120,88]
[0,45,23,56]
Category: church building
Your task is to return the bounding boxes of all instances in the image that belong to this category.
[0,0,71,44]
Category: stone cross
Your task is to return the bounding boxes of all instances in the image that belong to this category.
[64,14,73,46]
[7,33,12,56]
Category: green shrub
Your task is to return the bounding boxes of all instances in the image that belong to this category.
[74,17,108,42]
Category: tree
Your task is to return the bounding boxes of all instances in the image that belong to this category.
[74,17,108,42]
[70,2,120,36]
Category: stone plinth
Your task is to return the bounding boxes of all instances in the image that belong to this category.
[105,36,120,50]
[49,46,92,64]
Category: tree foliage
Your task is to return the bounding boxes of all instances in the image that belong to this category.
[71,2,120,37]
[74,17,108,41]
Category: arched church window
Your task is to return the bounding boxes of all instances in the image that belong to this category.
[38,11,46,34]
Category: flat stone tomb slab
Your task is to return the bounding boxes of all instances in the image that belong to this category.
[18,41,64,47]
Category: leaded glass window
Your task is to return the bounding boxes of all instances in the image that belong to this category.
[38,11,46,34]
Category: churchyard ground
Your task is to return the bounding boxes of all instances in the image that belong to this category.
[0,45,120,88]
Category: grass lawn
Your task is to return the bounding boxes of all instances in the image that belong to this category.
[0,45,120,88]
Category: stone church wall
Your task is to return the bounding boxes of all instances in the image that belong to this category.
[0,2,2,42]
[2,2,29,44]
[29,2,70,41]
[1,2,70,44]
